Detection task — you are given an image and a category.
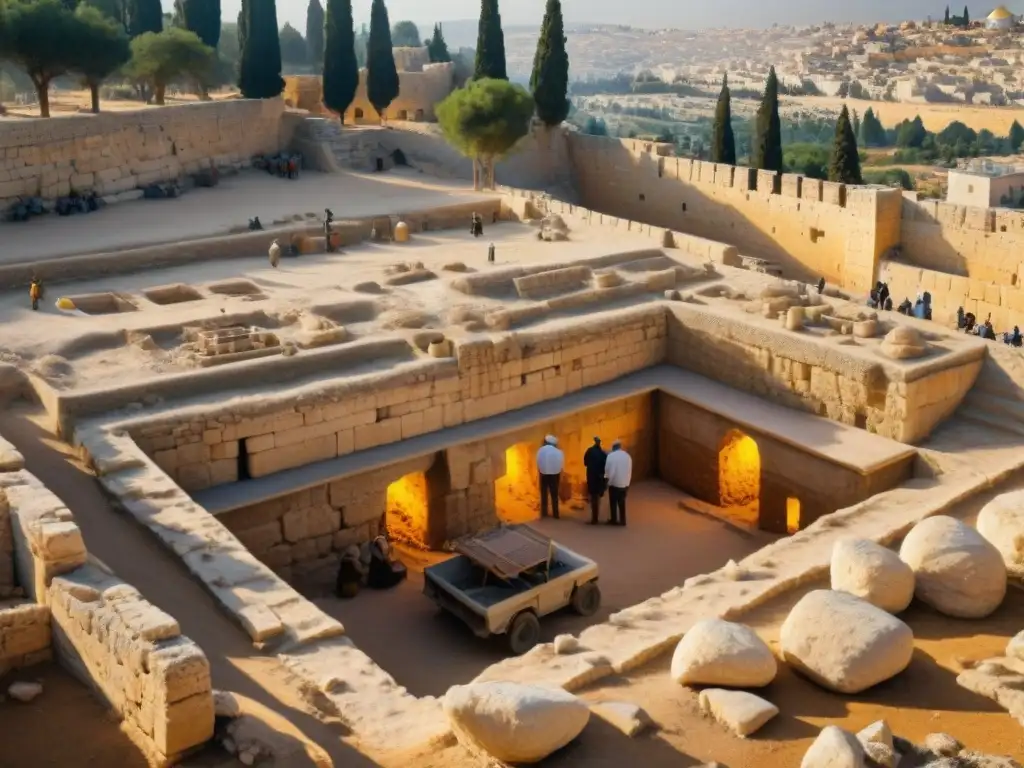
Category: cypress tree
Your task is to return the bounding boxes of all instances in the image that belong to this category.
[181,0,220,48]
[753,66,782,173]
[1010,120,1024,151]
[710,73,736,165]
[238,0,284,98]
[963,5,969,25]
[530,0,568,126]
[126,0,161,36]
[473,0,506,80]
[366,0,398,120]
[305,0,325,68]
[944,5,950,23]
[237,0,248,53]
[828,104,863,185]
[427,23,450,63]
[322,0,357,120]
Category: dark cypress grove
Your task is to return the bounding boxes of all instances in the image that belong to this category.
[710,73,736,165]
[366,0,399,119]
[828,104,863,184]
[427,23,451,63]
[126,0,162,36]
[530,0,569,126]
[753,66,782,172]
[473,0,506,80]
[238,0,284,98]
[181,0,221,48]
[305,0,325,68]
[322,0,358,120]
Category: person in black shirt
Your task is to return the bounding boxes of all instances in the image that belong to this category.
[583,437,608,525]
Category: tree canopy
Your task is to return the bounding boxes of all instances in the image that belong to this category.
[530,0,568,126]
[304,0,324,68]
[427,23,450,63]
[437,77,533,188]
[125,27,214,104]
[828,104,862,184]
[390,19,419,47]
[279,22,307,66]
[859,107,887,147]
[1010,120,1024,152]
[753,66,782,172]
[710,73,736,165]
[72,4,132,113]
[366,0,398,119]
[125,0,160,36]
[238,0,283,98]
[180,0,219,48]
[473,0,506,80]
[322,0,358,119]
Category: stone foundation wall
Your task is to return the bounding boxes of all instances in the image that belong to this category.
[0,99,287,209]
[0,470,213,764]
[0,601,51,675]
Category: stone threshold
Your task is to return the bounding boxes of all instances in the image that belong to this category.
[194,364,917,516]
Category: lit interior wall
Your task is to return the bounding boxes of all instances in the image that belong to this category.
[786,497,801,534]
[717,429,761,527]
[386,472,431,548]
[495,443,541,523]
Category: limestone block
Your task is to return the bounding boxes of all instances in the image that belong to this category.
[780,590,914,694]
[830,539,914,614]
[785,306,805,331]
[899,516,1007,618]
[697,689,778,738]
[282,505,341,543]
[976,490,1024,577]
[150,637,212,704]
[443,682,590,764]
[234,521,283,555]
[670,619,777,688]
[589,701,651,737]
[36,521,85,561]
[153,691,216,757]
[801,726,865,768]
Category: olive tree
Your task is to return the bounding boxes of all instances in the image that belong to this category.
[72,4,132,113]
[124,27,214,105]
[436,77,533,190]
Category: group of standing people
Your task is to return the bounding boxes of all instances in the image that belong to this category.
[535,435,633,527]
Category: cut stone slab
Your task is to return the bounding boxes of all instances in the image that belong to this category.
[900,516,1007,619]
[780,589,914,694]
[977,490,1024,577]
[670,618,777,688]
[802,726,866,768]
[697,688,778,738]
[830,538,914,614]
[443,682,590,764]
[590,701,651,737]
[956,657,1024,727]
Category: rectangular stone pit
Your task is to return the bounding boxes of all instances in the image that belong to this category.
[205,280,265,298]
[144,284,205,306]
[65,292,139,315]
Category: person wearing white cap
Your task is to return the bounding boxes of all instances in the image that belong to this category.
[535,435,565,519]
[604,439,633,527]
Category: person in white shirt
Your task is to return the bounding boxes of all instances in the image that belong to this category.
[604,440,633,527]
[535,435,565,519]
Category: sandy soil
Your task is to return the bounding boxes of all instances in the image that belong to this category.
[0,88,238,119]
[789,94,1024,135]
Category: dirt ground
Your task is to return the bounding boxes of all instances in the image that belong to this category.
[0,88,237,119]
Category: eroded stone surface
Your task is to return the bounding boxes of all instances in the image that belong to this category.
[697,688,778,737]
[976,490,1024,577]
[830,538,914,614]
[802,726,866,768]
[670,618,777,688]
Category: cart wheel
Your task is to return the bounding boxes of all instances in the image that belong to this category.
[507,611,541,655]
[571,582,601,617]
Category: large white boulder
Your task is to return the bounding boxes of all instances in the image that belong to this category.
[830,538,914,614]
[780,590,914,694]
[801,726,866,768]
[442,682,590,764]
[977,491,1024,577]
[899,516,1007,618]
[670,618,777,688]
[697,689,778,737]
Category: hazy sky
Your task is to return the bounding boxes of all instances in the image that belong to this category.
[213,1,986,38]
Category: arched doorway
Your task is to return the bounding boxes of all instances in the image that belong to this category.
[718,429,760,527]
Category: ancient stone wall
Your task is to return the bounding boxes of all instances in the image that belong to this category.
[566,133,903,293]
[0,469,213,763]
[0,99,287,209]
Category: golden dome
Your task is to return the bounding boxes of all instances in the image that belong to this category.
[988,6,1014,19]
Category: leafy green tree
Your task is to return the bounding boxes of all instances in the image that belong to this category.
[322,0,357,120]
[473,0,506,81]
[0,0,85,117]
[437,77,533,189]
[72,4,132,112]
[530,0,568,126]
[279,22,307,67]
[710,73,736,165]
[304,0,324,68]
[753,66,782,172]
[860,107,888,147]
[125,27,214,104]
[1010,120,1024,152]
[238,0,283,98]
[828,104,862,184]
[83,0,127,30]
[366,0,398,120]
[125,0,160,36]
[390,19,419,47]
[181,0,220,48]
[896,115,927,148]
[582,116,607,135]
[427,23,450,63]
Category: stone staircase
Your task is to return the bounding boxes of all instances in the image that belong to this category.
[956,344,1024,439]
[299,118,387,172]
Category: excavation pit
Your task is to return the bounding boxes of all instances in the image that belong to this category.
[64,292,139,315]
[205,280,265,298]
[143,283,205,306]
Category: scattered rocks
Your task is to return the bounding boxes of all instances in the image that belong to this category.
[697,688,779,737]
[352,281,384,294]
[780,589,914,694]
[899,516,1007,618]
[7,681,43,703]
[670,618,777,688]
[553,634,579,655]
[443,682,590,764]
[830,538,915,614]
[801,725,866,768]
[863,741,898,768]
[589,701,651,737]
[924,733,962,757]
[976,490,1024,577]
